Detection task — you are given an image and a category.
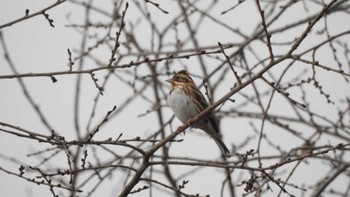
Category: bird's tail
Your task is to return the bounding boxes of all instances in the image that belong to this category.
[200,119,231,157]
[213,136,230,157]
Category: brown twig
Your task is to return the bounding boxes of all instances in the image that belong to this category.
[0,0,67,29]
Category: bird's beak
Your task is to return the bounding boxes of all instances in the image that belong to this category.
[165,78,172,83]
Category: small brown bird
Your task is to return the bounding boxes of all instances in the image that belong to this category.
[166,70,230,156]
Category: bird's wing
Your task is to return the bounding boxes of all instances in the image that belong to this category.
[189,86,222,134]
[189,87,209,115]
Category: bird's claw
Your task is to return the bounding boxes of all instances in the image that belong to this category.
[186,118,194,125]
[176,126,186,135]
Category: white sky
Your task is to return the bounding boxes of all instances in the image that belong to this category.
[0,0,349,196]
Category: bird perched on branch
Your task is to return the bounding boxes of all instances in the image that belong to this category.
[166,70,230,157]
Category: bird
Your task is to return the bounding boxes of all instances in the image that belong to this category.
[166,70,230,156]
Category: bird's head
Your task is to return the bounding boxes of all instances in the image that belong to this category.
[166,70,195,87]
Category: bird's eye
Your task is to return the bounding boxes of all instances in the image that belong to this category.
[174,75,188,83]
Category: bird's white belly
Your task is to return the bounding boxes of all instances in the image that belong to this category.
[167,89,198,123]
